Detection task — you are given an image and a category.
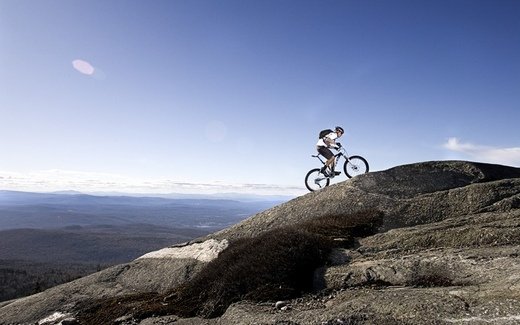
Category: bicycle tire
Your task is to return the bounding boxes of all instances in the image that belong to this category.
[305,168,330,191]
[343,156,369,178]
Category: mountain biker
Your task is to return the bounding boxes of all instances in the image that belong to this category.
[316,126,344,176]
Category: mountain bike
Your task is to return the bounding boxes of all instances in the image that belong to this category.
[305,146,369,191]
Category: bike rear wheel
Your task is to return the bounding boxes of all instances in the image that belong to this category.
[305,168,330,191]
[343,156,369,178]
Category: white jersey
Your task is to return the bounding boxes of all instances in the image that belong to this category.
[316,131,338,147]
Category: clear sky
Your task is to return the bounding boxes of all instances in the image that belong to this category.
[1,0,519,196]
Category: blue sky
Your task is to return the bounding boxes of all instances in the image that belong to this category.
[1,0,519,196]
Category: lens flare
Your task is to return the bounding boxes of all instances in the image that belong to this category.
[72,59,95,75]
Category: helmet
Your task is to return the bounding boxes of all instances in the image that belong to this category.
[335,126,344,133]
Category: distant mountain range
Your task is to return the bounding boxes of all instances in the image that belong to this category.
[0,224,209,264]
[54,190,295,202]
[0,190,289,230]
[0,190,289,302]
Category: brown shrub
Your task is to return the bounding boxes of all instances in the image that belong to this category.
[76,210,384,323]
[160,227,334,318]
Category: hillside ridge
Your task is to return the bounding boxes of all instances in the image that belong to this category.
[1,160,520,325]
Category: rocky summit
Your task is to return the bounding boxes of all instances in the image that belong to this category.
[1,160,520,325]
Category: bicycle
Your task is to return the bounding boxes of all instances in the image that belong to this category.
[304,146,369,191]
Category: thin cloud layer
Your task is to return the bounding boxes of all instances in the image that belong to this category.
[0,170,305,196]
[444,137,520,166]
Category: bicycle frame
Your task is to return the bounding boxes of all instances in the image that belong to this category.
[312,147,350,167]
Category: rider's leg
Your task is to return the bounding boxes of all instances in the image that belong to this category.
[321,159,333,175]
[326,157,335,170]
[327,158,340,175]
[318,146,334,175]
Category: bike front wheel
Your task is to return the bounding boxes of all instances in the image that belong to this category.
[343,156,369,178]
[305,168,330,192]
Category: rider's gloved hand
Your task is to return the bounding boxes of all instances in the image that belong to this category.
[336,142,342,148]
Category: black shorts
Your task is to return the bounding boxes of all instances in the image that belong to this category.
[317,146,334,160]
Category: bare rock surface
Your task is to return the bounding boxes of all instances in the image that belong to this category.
[1,160,520,325]
[0,254,205,323]
[209,161,520,241]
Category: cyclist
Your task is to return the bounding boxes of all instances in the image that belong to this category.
[316,126,344,176]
